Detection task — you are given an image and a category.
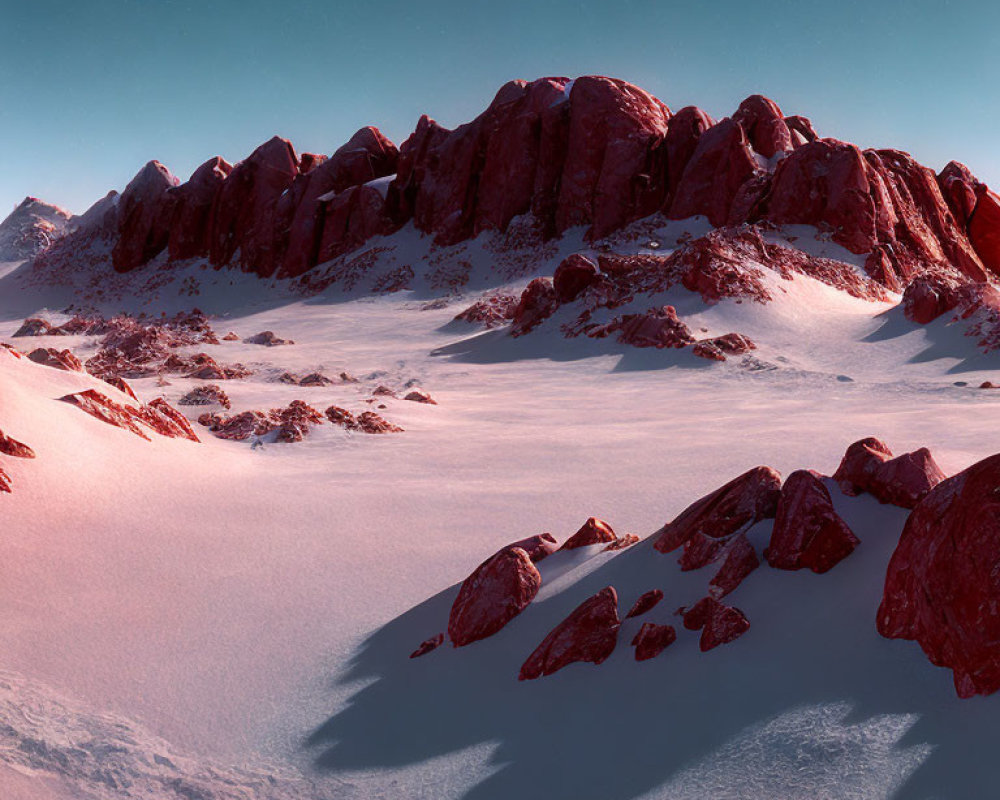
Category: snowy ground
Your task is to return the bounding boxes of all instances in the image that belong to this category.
[2,224,1000,799]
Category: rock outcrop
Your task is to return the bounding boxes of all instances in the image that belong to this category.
[878,453,1000,697]
[832,437,945,509]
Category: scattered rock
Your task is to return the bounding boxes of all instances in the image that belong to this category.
[692,333,757,362]
[559,517,617,550]
[28,347,83,371]
[243,331,294,347]
[403,389,437,404]
[12,318,63,337]
[681,596,751,651]
[0,430,35,458]
[410,633,445,659]
[178,384,232,409]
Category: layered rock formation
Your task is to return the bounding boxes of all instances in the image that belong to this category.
[27,74,1000,299]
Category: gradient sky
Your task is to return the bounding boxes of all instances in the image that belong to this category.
[2,0,999,215]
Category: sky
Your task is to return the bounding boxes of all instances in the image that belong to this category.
[2,0,1000,215]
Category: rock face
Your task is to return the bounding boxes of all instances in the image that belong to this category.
[878,453,1000,697]
[968,189,1000,274]
[559,517,617,550]
[653,466,782,553]
[167,157,232,261]
[832,437,946,509]
[448,547,542,647]
[112,161,179,272]
[768,470,859,573]
[901,271,964,324]
[519,586,621,680]
[632,623,677,661]
[553,254,600,302]
[708,534,760,598]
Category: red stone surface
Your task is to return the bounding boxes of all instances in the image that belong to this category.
[832,438,945,509]
[0,430,35,459]
[878,453,1000,697]
[625,589,664,619]
[410,633,445,659]
[632,622,677,661]
[448,547,542,647]
[559,517,617,550]
[654,466,782,553]
[519,586,621,680]
[708,533,760,598]
[768,469,859,573]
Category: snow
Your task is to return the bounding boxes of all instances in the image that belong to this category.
[2,221,1000,798]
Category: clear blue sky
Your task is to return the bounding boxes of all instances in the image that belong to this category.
[2,0,999,215]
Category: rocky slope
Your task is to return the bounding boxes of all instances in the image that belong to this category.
[0,197,74,262]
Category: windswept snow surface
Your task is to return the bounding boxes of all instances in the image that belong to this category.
[2,224,1000,799]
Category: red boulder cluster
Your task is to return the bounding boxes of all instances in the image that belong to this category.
[681,596,751,652]
[178,384,232,409]
[198,399,324,443]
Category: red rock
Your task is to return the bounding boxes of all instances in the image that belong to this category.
[669,118,758,227]
[372,385,396,397]
[784,115,818,145]
[356,411,403,434]
[448,547,542,647]
[511,278,559,336]
[678,533,727,571]
[167,157,232,261]
[454,294,519,328]
[403,389,437,404]
[112,160,179,272]
[103,375,138,400]
[878,453,1000,697]
[662,106,716,207]
[60,389,151,440]
[901,271,964,324]
[280,127,398,277]
[709,533,760,598]
[0,466,10,493]
[270,399,324,443]
[243,330,294,346]
[559,517,617,550]
[0,430,35,458]
[732,95,794,158]
[603,533,640,551]
[632,622,677,661]
[222,332,239,341]
[625,589,663,619]
[969,189,1000,275]
[142,398,201,442]
[518,586,620,680]
[768,469,859,573]
[832,438,945,509]
[681,596,721,630]
[700,603,751,651]
[1,343,22,358]
[209,136,300,277]
[410,633,445,659]
[502,533,560,562]
[654,466,782,553]
[12,318,63,337]
[299,372,334,387]
[556,77,670,239]
[553,254,600,302]
[692,332,757,362]
[599,305,695,349]
[179,384,232,409]
[937,161,981,228]
[325,406,360,430]
[28,347,83,371]
[205,410,273,441]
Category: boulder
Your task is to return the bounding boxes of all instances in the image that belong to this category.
[692,332,757,362]
[901,271,964,324]
[325,406,360,430]
[767,469,859,573]
[832,438,945,509]
[653,466,782,553]
[448,547,542,647]
[662,106,715,207]
[518,586,620,680]
[502,533,559,562]
[732,95,794,158]
[937,161,981,228]
[625,589,664,619]
[243,331,294,346]
[511,278,559,336]
[178,384,232,409]
[678,533,727,571]
[878,453,1000,697]
[553,254,599,302]
[403,389,437,404]
[632,623,677,661]
[356,411,404,434]
[12,318,62,337]
[559,517,617,550]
